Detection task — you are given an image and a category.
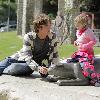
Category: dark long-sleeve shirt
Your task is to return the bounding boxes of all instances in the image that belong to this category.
[11,31,59,70]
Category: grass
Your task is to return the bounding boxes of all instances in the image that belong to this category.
[58,44,100,59]
[58,44,77,58]
[0,31,22,60]
[0,31,100,60]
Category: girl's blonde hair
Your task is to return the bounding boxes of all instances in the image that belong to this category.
[74,13,89,28]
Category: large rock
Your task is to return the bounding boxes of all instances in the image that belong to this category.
[0,72,100,100]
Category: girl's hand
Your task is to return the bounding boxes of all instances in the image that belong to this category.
[78,43,86,50]
[74,41,79,46]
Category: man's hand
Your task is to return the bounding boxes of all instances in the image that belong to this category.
[39,67,48,75]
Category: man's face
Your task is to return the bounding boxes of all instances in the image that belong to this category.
[45,21,51,32]
[38,21,51,39]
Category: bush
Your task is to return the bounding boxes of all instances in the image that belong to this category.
[48,13,55,20]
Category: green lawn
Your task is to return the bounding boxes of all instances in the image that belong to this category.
[58,44,77,58]
[58,44,100,59]
[0,31,22,60]
[0,31,100,60]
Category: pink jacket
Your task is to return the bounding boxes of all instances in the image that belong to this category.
[75,28,97,56]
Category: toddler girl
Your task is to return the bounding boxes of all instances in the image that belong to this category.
[68,13,100,86]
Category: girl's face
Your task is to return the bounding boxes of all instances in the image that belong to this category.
[38,21,51,39]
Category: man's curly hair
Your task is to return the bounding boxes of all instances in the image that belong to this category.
[33,13,51,33]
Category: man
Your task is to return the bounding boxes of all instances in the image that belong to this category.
[0,13,59,76]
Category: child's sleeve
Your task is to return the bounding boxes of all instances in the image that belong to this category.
[81,30,97,49]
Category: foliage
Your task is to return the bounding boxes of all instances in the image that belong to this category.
[79,0,100,12]
[43,0,57,18]
[46,0,57,5]
[48,13,55,20]
[0,4,8,22]
[0,0,16,23]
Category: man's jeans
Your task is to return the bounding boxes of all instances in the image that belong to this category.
[0,57,33,76]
